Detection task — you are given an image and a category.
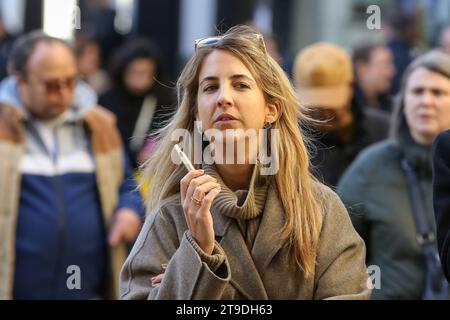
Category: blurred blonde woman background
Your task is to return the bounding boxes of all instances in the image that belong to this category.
[120,25,370,300]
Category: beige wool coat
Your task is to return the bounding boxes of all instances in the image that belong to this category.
[120,176,371,300]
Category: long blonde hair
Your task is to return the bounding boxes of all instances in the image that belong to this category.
[142,25,323,278]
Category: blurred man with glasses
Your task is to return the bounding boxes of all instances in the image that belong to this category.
[0,31,144,299]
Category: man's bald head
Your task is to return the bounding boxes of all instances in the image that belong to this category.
[11,31,79,119]
[9,31,75,78]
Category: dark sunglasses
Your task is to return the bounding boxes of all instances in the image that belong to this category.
[37,76,78,93]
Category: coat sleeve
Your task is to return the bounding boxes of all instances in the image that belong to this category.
[337,156,371,252]
[432,130,450,281]
[115,150,145,219]
[313,186,371,300]
[119,202,231,300]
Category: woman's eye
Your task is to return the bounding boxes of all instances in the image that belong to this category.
[411,88,423,95]
[432,89,447,97]
[236,82,250,89]
[203,85,217,92]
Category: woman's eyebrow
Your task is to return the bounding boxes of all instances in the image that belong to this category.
[199,74,255,86]
[199,76,217,86]
[229,74,255,83]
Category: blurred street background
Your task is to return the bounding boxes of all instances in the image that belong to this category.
[0,0,449,82]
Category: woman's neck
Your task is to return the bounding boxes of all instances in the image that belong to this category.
[215,163,255,192]
[410,130,434,146]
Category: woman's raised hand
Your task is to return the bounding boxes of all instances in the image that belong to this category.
[180,169,221,255]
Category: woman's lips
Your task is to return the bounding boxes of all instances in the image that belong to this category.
[417,113,435,120]
[215,119,237,124]
[215,113,238,122]
[214,119,238,129]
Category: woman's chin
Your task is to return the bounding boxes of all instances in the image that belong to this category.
[207,134,240,145]
[213,120,240,130]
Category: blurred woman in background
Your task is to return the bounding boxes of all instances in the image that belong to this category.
[75,32,111,95]
[99,38,175,168]
[338,50,450,299]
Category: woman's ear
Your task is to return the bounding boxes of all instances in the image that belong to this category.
[265,100,281,124]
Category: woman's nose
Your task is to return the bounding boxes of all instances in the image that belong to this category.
[418,91,435,107]
[216,86,233,108]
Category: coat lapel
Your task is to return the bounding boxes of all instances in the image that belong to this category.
[251,185,286,272]
[208,181,286,299]
[211,198,271,300]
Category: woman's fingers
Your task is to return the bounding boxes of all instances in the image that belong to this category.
[183,181,220,226]
[180,169,204,200]
[150,263,168,286]
[185,175,217,202]
[184,181,220,223]
[179,172,221,255]
[190,186,221,255]
[151,273,164,286]
[199,186,221,213]
[191,181,221,203]
[183,175,217,211]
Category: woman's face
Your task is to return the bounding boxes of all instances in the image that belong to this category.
[404,67,450,145]
[77,42,100,76]
[124,57,156,96]
[196,49,278,143]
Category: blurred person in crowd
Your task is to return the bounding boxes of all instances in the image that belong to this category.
[242,22,283,67]
[353,44,395,113]
[338,50,450,299]
[82,0,122,68]
[293,42,389,187]
[264,33,282,66]
[433,130,450,286]
[75,32,110,95]
[99,38,175,168]
[384,11,420,95]
[0,31,144,299]
[439,24,450,55]
[0,17,16,81]
[119,25,370,300]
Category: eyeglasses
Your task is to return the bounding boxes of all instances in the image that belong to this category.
[44,76,77,93]
[194,33,268,56]
[31,75,78,93]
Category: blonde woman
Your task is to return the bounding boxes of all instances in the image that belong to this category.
[119,25,370,300]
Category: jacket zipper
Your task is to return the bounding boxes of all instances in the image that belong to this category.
[50,131,66,299]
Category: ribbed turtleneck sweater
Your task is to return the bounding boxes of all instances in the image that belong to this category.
[203,163,271,249]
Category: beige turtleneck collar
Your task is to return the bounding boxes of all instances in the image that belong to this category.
[202,163,271,220]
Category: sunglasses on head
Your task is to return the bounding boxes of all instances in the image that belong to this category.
[194,33,268,56]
